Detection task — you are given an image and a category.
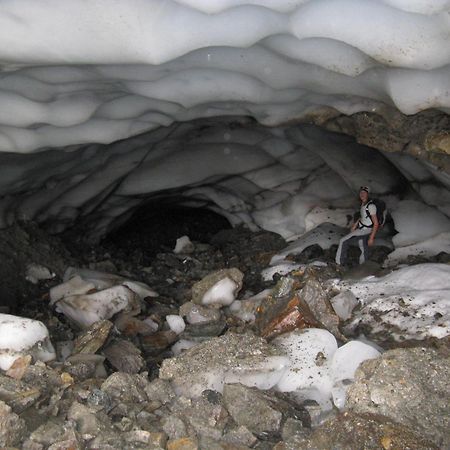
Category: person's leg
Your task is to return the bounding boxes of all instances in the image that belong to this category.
[336,231,357,265]
[358,233,370,264]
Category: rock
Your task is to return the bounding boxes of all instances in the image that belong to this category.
[114,314,157,336]
[54,285,140,329]
[141,330,178,355]
[329,290,358,320]
[273,411,439,450]
[298,278,345,341]
[72,319,113,354]
[101,372,149,405]
[222,425,258,448]
[67,401,113,437]
[191,268,244,306]
[6,354,32,380]
[174,235,195,254]
[169,395,229,441]
[102,338,144,374]
[144,378,176,406]
[161,415,189,440]
[25,418,80,448]
[256,291,323,340]
[159,331,289,397]
[346,347,450,448]
[222,384,308,438]
[0,400,27,447]
[179,301,223,324]
[167,437,199,450]
[180,318,227,341]
[64,354,107,380]
[25,263,55,284]
[0,373,41,413]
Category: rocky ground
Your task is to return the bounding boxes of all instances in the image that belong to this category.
[0,221,449,449]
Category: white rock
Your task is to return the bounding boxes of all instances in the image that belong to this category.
[173,235,194,254]
[54,285,138,329]
[202,277,238,306]
[25,263,55,284]
[330,290,359,320]
[166,315,186,334]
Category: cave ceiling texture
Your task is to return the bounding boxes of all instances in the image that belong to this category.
[0,0,449,244]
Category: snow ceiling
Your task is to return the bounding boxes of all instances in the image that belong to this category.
[0,0,449,242]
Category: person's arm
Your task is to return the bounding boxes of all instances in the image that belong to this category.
[368,214,379,246]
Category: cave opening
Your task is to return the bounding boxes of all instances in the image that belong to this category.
[101,199,232,262]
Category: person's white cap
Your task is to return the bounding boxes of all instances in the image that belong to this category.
[359,186,370,194]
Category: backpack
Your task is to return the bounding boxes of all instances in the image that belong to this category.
[353,198,388,228]
[365,198,387,227]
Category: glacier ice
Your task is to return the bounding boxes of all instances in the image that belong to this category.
[0,314,56,370]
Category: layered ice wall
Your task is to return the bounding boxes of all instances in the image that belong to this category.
[0,0,449,153]
[0,0,449,244]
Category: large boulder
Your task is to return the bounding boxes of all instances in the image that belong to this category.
[345,347,450,449]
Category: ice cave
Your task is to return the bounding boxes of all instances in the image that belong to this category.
[0,1,449,449]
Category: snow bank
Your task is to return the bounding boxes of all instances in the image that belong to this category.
[335,264,450,340]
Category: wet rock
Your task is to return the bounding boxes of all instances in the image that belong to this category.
[256,291,323,340]
[273,411,439,450]
[346,347,450,448]
[64,354,107,380]
[114,314,156,336]
[103,338,144,374]
[141,330,178,356]
[0,373,41,413]
[159,331,289,397]
[0,400,27,447]
[101,372,149,405]
[222,384,309,438]
[191,268,244,306]
[72,319,113,354]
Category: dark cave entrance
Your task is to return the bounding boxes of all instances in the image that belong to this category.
[102,200,232,261]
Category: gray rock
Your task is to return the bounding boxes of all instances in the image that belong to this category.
[159,331,287,398]
[222,425,258,447]
[144,378,176,406]
[0,400,27,447]
[222,384,305,437]
[67,401,113,437]
[64,353,107,380]
[346,347,450,448]
[161,414,189,440]
[101,372,148,404]
[273,411,439,450]
[103,338,144,374]
[72,319,113,354]
[169,395,229,441]
[0,373,40,413]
